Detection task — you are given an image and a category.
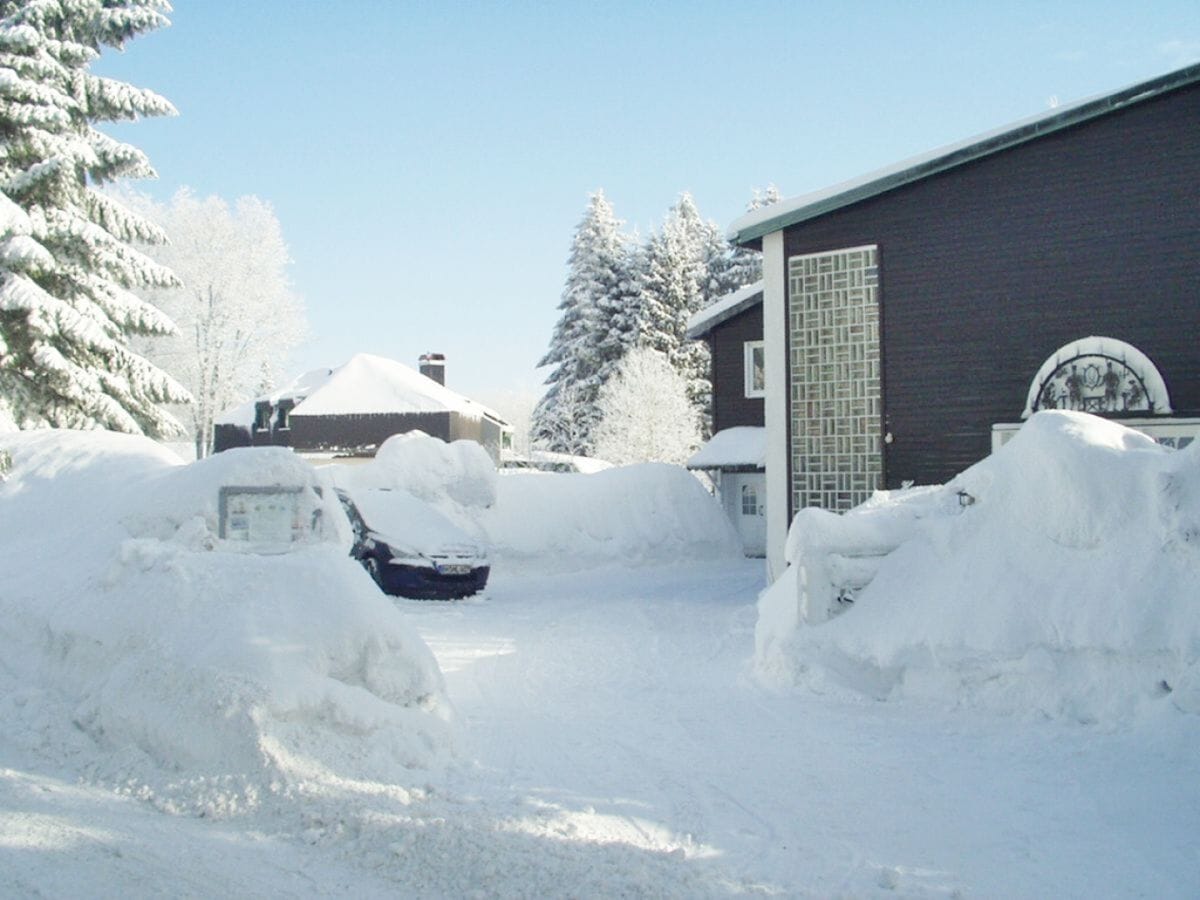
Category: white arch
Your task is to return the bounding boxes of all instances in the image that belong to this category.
[1022,336,1172,418]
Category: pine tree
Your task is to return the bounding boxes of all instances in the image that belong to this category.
[533,190,634,453]
[633,192,714,431]
[0,0,189,436]
[722,184,780,291]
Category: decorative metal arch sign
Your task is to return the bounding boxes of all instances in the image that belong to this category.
[1022,336,1172,419]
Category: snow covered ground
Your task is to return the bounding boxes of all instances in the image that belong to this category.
[2,425,1199,897]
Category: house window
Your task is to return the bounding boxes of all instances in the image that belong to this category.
[276,401,293,431]
[744,341,765,398]
[253,402,272,432]
[741,483,759,516]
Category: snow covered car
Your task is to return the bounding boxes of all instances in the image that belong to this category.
[335,487,490,600]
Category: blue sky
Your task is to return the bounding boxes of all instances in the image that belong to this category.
[94,1,1200,406]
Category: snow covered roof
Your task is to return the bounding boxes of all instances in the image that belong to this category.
[216,354,508,427]
[730,62,1200,245]
[686,281,763,339]
[687,426,766,470]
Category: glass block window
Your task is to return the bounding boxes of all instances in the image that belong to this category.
[787,245,882,513]
[744,341,765,398]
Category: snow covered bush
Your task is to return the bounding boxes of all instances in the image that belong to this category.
[756,411,1200,724]
[0,430,452,816]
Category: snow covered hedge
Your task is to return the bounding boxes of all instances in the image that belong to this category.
[0,431,452,816]
[756,411,1200,723]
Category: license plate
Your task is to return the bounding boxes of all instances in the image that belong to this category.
[438,564,471,575]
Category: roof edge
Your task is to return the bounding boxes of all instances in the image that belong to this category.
[731,62,1200,245]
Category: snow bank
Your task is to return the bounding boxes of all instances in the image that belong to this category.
[332,430,497,510]
[756,411,1200,723]
[329,433,738,569]
[0,430,451,816]
[481,463,742,569]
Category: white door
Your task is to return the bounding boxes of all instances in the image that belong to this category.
[723,472,766,557]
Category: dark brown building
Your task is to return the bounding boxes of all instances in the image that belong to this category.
[213,353,512,462]
[724,63,1200,575]
[686,282,767,556]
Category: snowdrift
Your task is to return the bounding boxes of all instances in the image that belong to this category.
[359,429,497,509]
[756,411,1200,723]
[483,463,742,569]
[0,430,451,816]
[328,433,741,570]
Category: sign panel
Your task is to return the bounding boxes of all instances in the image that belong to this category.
[218,485,310,545]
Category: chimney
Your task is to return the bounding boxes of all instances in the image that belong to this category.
[419,352,446,385]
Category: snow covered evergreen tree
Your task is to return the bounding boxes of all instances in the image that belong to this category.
[591,346,700,466]
[721,184,780,290]
[533,190,636,453]
[0,0,189,436]
[633,192,715,431]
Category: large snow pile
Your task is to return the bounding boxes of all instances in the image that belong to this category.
[756,411,1200,723]
[482,462,743,569]
[339,429,498,509]
[0,430,451,816]
[328,432,740,569]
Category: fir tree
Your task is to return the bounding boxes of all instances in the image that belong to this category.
[533,190,634,453]
[633,192,714,432]
[0,0,189,436]
[722,184,780,290]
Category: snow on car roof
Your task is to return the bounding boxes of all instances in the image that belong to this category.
[341,486,481,554]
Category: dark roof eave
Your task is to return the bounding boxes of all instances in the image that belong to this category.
[733,62,1200,245]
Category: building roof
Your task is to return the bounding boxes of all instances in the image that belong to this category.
[686,280,764,339]
[216,353,508,428]
[687,427,766,470]
[729,62,1200,246]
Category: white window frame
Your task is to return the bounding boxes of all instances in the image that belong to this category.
[744,341,765,398]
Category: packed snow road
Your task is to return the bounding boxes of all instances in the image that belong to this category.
[401,560,1200,898]
[2,558,1198,896]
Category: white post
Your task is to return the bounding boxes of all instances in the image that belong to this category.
[762,231,789,582]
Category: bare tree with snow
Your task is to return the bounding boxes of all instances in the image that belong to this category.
[127,189,306,457]
[592,346,700,466]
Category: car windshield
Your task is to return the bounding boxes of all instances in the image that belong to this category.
[342,488,479,554]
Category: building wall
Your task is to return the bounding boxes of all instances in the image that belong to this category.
[707,302,765,432]
[779,81,1200,491]
[289,412,453,452]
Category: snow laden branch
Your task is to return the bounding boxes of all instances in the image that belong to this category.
[125,188,307,458]
[0,0,190,436]
[592,346,701,466]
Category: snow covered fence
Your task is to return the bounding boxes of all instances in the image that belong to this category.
[0,431,453,816]
[757,411,1200,723]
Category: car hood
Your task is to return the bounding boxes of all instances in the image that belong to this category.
[346,487,487,559]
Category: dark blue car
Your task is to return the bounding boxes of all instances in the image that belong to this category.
[335,487,490,600]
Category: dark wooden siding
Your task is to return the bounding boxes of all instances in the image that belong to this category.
[290,412,452,452]
[707,303,765,432]
[781,81,1200,490]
